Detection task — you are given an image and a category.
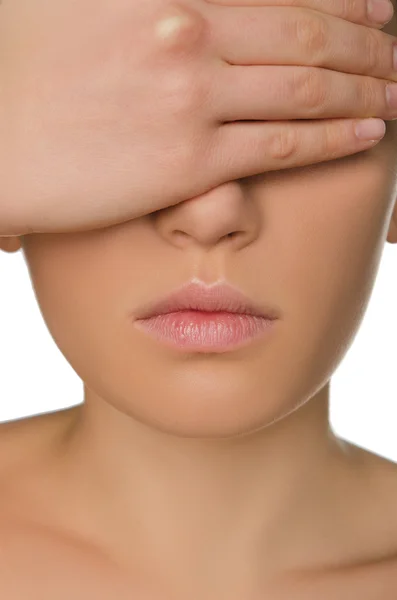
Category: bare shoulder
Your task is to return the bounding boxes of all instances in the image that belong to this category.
[0,407,80,516]
[275,554,397,600]
[271,441,397,598]
[341,441,397,557]
[0,407,79,464]
[0,409,135,598]
[0,406,80,449]
[303,441,397,598]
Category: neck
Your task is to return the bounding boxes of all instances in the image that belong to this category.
[49,383,357,596]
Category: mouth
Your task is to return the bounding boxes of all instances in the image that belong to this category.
[133,281,279,353]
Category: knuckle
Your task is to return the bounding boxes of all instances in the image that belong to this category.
[173,120,206,162]
[292,67,327,113]
[324,121,349,158]
[360,79,379,115]
[154,5,207,54]
[338,0,361,22]
[294,11,328,58]
[267,127,298,161]
[364,29,383,73]
[172,130,209,189]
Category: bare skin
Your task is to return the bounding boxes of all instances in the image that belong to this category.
[0,403,397,599]
[3,135,397,597]
[2,5,397,598]
[2,129,397,598]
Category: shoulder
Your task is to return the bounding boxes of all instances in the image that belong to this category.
[275,442,397,598]
[340,442,397,560]
[0,406,80,461]
[0,407,80,515]
[277,555,397,600]
[0,409,125,597]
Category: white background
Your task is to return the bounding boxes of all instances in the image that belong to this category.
[0,243,396,463]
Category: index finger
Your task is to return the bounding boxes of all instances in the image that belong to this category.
[205,0,394,30]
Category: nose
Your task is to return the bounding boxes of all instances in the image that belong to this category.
[152,181,261,251]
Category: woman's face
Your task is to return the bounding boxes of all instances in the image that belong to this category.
[2,124,397,438]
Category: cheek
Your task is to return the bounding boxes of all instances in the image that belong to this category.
[262,157,395,357]
[234,160,393,410]
[22,233,113,335]
[276,153,395,274]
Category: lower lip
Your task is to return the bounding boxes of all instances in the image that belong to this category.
[134,310,276,352]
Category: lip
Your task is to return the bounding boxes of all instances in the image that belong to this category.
[133,281,279,320]
[133,311,276,353]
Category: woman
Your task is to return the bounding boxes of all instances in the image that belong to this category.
[0,0,397,597]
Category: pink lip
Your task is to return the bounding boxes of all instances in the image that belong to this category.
[133,281,279,320]
[134,310,276,353]
[133,281,279,353]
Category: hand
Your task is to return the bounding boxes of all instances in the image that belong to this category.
[1,0,396,236]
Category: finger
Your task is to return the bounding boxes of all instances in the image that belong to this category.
[208,6,397,83]
[206,118,386,182]
[205,0,394,30]
[213,64,397,122]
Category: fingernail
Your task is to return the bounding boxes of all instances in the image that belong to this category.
[355,118,386,141]
[367,0,394,24]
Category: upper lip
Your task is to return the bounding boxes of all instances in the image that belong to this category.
[134,281,279,320]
